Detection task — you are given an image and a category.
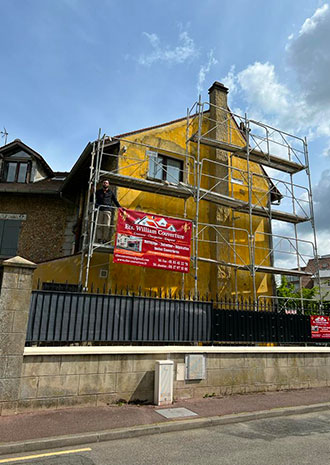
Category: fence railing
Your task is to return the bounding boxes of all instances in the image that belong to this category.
[26,291,212,344]
[212,309,310,343]
[26,289,327,346]
[37,281,325,313]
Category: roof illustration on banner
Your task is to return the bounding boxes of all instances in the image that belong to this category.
[313,316,329,323]
[134,215,177,232]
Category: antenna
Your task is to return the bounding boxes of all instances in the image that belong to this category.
[0,127,8,145]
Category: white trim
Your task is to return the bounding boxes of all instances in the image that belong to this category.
[24,345,330,356]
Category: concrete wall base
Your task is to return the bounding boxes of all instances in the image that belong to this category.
[2,349,330,415]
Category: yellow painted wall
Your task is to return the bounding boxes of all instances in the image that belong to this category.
[35,112,274,299]
[33,253,111,291]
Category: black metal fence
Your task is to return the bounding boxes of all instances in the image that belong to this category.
[26,289,325,345]
[212,309,311,343]
[26,291,212,344]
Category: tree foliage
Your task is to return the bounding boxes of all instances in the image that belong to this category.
[276,276,319,313]
[277,276,318,300]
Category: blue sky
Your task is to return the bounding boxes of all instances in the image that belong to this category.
[1,0,330,256]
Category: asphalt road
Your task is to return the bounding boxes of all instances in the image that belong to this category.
[4,410,330,465]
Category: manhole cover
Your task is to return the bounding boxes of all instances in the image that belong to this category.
[155,407,198,419]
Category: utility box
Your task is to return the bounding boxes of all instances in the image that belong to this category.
[185,354,206,380]
[154,360,174,406]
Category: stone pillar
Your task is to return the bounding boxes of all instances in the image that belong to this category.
[208,82,231,296]
[0,256,36,414]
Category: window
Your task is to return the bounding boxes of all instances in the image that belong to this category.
[0,219,21,258]
[147,151,183,184]
[3,161,30,183]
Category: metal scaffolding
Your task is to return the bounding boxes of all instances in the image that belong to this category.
[79,100,321,304]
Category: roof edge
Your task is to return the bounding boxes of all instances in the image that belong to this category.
[0,139,54,176]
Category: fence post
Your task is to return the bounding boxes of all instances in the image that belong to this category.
[0,256,36,414]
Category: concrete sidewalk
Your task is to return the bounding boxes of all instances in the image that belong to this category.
[2,387,330,455]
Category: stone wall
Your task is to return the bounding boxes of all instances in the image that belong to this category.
[0,257,36,415]
[1,257,330,416]
[2,349,329,415]
[0,194,76,263]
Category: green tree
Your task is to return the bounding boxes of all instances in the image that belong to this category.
[277,276,319,313]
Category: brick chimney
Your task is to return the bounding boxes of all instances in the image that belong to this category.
[208,81,229,165]
[208,81,230,296]
[208,81,228,109]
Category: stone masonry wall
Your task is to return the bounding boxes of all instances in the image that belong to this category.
[0,257,36,415]
[0,194,76,263]
[4,351,330,415]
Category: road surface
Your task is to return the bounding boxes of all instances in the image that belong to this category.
[3,409,330,465]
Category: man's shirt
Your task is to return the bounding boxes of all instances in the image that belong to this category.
[95,188,120,210]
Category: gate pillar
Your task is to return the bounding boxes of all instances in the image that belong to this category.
[0,256,36,414]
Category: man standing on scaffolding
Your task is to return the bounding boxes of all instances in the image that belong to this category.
[95,179,120,243]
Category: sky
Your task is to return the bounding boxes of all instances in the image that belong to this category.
[1,0,330,262]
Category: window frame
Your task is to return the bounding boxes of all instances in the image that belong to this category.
[2,160,31,183]
[147,151,183,184]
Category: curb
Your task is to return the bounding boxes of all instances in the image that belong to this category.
[1,402,330,456]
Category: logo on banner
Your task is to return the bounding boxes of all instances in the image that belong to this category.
[134,215,177,232]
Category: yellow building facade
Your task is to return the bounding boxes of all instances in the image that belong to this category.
[34,82,275,300]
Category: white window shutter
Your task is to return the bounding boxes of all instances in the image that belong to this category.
[147,150,159,178]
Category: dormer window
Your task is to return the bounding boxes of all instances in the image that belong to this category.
[0,141,54,185]
[1,149,32,183]
[4,161,30,183]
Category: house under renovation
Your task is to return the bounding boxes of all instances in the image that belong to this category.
[1,82,320,301]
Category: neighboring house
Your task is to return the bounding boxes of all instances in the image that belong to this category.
[309,256,330,301]
[312,269,330,301]
[0,139,76,262]
[288,255,330,301]
[33,82,284,299]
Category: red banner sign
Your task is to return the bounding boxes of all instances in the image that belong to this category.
[310,315,330,339]
[114,208,192,273]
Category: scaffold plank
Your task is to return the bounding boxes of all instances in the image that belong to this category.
[190,135,306,174]
[254,265,312,277]
[98,173,308,224]
[198,257,312,277]
[200,189,309,223]
[104,172,192,199]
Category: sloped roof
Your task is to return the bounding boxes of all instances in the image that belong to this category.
[62,108,282,203]
[114,115,188,139]
[62,140,119,194]
[0,177,65,194]
[0,139,54,176]
[0,140,68,195]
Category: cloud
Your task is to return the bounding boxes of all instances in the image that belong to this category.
[237,62,290,114]
[287,3,330,108]
[197,49,218,94]
[270,169,330,268]
[220,4,330,269]
[311,169,330,233]
[222,62,309,135]
[299,3,329,35]
[220,4,330,142]
[222,65,237,95]
[138,31,197,66]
